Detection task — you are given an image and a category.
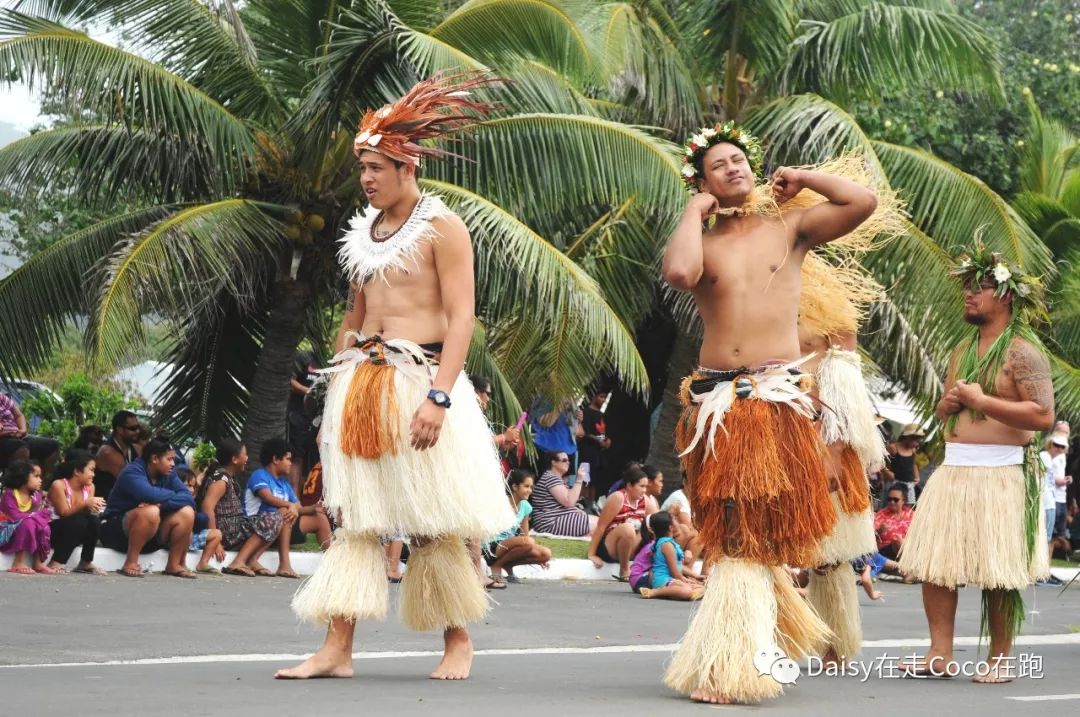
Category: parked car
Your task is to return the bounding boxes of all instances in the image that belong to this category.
[0,378,62,433]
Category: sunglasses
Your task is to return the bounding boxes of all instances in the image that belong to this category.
[554,457,570,463]
[122,424,140,431]
[888,497,903,503]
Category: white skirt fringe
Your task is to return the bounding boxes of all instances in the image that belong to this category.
[319,360,515,537]
[817,492,877,565]
[816,348,886,472]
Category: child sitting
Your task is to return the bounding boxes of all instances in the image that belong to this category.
[485,469,552,588]
[1,460,54,574]
[180,467,224,575]
[638,511,703,600]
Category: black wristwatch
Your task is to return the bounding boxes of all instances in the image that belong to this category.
[427,389,452,409]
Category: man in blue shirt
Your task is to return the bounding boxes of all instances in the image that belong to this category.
[101,437,197,578]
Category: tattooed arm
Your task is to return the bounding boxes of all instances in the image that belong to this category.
[335,282,366,352]
[963,339,1055,431]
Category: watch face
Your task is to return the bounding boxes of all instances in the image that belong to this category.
[435,391,447,401]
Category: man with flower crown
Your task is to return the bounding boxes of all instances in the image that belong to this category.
[275,72,515,682]
[899,244,1053,683]
[660,123,881,704]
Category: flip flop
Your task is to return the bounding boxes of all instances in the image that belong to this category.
[196,566,222,575]
[486,575,507,590]
[163,569,198,579]
[222,566,256,577]
[116,567,144,578]
[275,570,299,579]
[73,566,107,575]
[7,566,34,575]
[612,573,630,583]
[251,567,274,577]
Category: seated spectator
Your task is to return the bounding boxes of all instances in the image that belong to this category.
[244,438,331,579]
[101,437,197,579]
[854,560,884,600]
[72,425,105,454]
[606,460,642,496]
[46,450,106,574]
[197,438,282,578]
[0,460,53,574]
[485,469,552,588]
[0,392,60,474]
[874,484,914,560]
[588,466,653,581]
[471,375,522,457]
[645,465,702,563]
[639,511,703,601]
[179,467,224,575]
[94,410,140,500]
[529,451,597,537]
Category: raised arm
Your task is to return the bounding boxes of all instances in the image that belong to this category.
[661,193,720,290]
[772,168,878,248]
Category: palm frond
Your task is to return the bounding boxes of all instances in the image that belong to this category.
[680,0,797,79]
[422,178,649,399]
[0,205,178,378]
[154,294,268,444]
[1011,192,1080,259]
[433,112,685,228]
[86,199,288,369]
[873,141,1053,275]
[467,320,524,430]
[0,10,257,168]
[783,3,1003,104]
[745,93,881,170]
[861,294,945,418]
[429,0,594,81]
[0,124,227,203]
[1051,354,1080,424]
[1019,95,1080,199]
[798,0,960,22]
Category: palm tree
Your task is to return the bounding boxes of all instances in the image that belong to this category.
[639,0,1071,476]
[0,0,690,458]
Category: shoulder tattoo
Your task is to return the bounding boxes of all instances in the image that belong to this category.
[345,288,356,312]
[1006,340,1054,412]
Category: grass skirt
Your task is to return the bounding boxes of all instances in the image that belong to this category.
[291,530,388,624]
[319,358,515,537]
[816,348,886,472]
[899,464,1049,589]
[807,564,862,660]
[676,369,836,566]
[664,558,831,703]
[400,536,491,631]
[817,446,876,564]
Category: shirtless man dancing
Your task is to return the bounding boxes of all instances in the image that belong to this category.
[276,73,514,682]
[900,245,1053,683]
[661,122,878,704]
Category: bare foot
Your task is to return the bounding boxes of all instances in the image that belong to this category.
[870,590,884,600]
[430,628,473,680]
[690,689,732,704]
[47,562,69,574]
[33,564,56,575]
[274,648,354,680]
[901,653,955,678]
[973,658,1016,684]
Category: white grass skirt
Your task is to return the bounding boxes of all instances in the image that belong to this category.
[816,349,886,472]
[899,464,1049,589]
[320,363,516,537]
[817,493,876,566]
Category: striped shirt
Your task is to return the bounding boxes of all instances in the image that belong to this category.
[530,470,591,537]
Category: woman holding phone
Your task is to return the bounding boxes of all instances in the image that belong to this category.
[530,452,597,537]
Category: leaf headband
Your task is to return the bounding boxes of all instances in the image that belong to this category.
[680,121,764,190]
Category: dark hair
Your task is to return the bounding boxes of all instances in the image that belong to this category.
[887,485,907,501]
[623,460,642,472]
[648,510,674,539]
[215,438,245,467]
[176,467,196,485]
[507,468,535,490]
[64,449,95,475]
[543,451,568,469]
[260,437,290,467]
[692,140,749,181]
[135,425,152,444]
[142,437,173,462]
[642,464,661,481]
[622,466,648,486]
[72,425,104,450]
[391,157,423,179]
[469,375,492,394]
[2,460,38,490]
[111,410,137,430]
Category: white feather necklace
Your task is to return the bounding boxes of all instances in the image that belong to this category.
[338,194,451,286]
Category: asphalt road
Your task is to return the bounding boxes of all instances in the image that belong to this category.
[2,572,1078,716]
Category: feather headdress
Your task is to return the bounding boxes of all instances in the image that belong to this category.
[353,71,501,165]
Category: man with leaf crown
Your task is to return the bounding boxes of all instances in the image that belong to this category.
[277,72,515,682]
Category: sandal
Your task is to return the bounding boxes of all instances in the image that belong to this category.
[222,566,256,577]
[251,566,274,577]
[116,566,145,578]
[48,564,69,574]
[196,566,222,575]
[612,573,630,583]
[275,569,299,579]
[486,575,508,590]
[33,565,57,575]
[163,568,198,579]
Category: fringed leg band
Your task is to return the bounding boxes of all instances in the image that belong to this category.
[291,531,388,624]
[807,565,862,660]
[665,559,829,703]
[400,536,491,632]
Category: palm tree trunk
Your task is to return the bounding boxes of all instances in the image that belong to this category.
[241,278,311,466]
[646,329,699,487]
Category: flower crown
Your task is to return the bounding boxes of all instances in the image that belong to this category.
[951,240,1046,317]
[680,121,764,190]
